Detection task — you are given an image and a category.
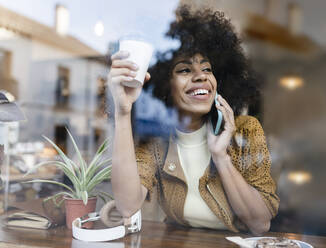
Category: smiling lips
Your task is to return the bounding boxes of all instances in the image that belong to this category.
[189,88,209,96]
[186,88,212,100]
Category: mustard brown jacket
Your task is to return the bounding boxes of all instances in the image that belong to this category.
[136,115,280,232]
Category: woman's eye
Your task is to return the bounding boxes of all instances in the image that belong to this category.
[203,67,212,72]
[176,68,191,73]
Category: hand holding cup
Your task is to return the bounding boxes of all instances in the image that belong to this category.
[108,50,151,116]
[119,39,153,88]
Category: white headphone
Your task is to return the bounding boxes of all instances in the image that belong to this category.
[72,200,141,242]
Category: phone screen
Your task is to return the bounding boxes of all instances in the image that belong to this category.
[211,92,223,135]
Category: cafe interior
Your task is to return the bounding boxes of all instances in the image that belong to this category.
[0,0,326,247]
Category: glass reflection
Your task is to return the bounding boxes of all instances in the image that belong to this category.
[0,0,325,238]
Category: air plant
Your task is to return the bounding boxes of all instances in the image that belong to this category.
[24,128,113,206]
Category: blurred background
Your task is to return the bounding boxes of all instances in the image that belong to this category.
[0,0,325,236]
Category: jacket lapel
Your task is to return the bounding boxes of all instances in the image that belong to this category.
[162,136,187,184]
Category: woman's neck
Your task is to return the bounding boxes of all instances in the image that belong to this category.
[176,113,205,133]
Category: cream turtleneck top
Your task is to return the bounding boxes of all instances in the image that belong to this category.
[175,124,226,229]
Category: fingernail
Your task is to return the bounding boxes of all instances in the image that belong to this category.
[132,63,139,70]
[130,71,137,76]
[120,51,129,57]
[126,76,133,81]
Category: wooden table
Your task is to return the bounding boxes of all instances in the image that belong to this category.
[0,220,325,248]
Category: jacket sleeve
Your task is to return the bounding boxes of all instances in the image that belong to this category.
[135,140,157,200]
[230,116,280,218]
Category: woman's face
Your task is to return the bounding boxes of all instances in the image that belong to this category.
[170,53,217,118]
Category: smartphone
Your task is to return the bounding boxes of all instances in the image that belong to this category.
[211,92,223,135]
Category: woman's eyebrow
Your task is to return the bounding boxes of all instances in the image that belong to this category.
[174,59,210,67]
[200,59,210,64]
[173,60,192,67]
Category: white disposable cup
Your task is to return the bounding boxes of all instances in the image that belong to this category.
[119,39,153,88]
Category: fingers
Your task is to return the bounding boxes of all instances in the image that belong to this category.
[217,95,235,126]
[216,105,229,126]
[112,59,138,70]
[144,72,151,82]
[218,95,234,117]
[111,68,137,78]
[109,51,139,85]
[111,75,134,84]
[111,50,129,61]
[110,51,150,88]
[215,103,235,133]
[111,51,139,70]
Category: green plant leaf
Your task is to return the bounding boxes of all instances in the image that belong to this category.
[24,160,82,194]
[86,158,112,184]
[97,194,107,204]
[68,158,82,180]
[27,133,112,202]
[41,134,87,196]
[23,179,75,195]
[42,135,75,174]
[59,166,82,194]
[45,191,75,207]
[98,190,114,200]
[96,139,110,156]
[52,191,74,200]
[81,191,88,205]
[86,166,112,193]
[65,128,87,183]
[86,139,110,178]
[24,160,61,176]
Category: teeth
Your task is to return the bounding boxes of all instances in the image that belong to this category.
[190,89,209,96]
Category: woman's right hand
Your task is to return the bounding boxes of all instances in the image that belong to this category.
[108,51,151,116]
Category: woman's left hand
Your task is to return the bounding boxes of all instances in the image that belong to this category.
[207,95,236,159]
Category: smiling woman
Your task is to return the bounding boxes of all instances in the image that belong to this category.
[108,5,279,235]
[170,54,216,126]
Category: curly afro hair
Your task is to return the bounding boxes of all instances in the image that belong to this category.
[146,5,260,118]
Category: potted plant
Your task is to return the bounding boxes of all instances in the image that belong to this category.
[24,128,112,229]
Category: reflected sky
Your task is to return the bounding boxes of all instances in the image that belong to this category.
[0,0,180,53]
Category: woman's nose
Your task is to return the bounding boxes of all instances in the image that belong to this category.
[192,69,207,82]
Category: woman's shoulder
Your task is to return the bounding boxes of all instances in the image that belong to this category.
[135,136,169,155]
[135,137,169,167]
[234,115,263,133]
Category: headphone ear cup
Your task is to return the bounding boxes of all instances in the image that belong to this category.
[99,200,124,227]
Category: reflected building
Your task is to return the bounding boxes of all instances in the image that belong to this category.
[0,4,109,157]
